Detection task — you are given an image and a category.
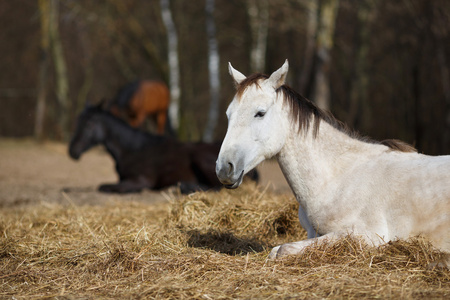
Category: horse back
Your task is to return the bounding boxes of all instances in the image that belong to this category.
[131,80,170,113]
[347,152,450,250]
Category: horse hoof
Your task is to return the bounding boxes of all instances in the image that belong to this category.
[98,184,117,193]
[427,260,449,270]
[99,187,111,193]
[268,246,281,259]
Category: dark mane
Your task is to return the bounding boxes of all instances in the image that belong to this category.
[236,76,416,153]
[100,110,168,149]
[82,106,167,150]
[113,80,141,108]
[380,139,417,152]
[276,85,332,137]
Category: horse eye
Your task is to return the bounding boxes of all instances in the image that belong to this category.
[254,111,266,118]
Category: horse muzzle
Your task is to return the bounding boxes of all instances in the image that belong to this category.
[68,148,81,160]
[68,141,83,160]
[216,159,245,189]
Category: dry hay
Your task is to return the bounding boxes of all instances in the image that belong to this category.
[0,183,449,299]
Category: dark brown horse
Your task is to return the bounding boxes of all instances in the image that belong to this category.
[109,80,170,134]
[69,104,258,193]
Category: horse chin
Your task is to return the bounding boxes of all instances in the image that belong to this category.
[224,170,244,189]
[69,152,81,160]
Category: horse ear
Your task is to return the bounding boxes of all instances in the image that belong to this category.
[268,59,289,89]
[228,62,246,86]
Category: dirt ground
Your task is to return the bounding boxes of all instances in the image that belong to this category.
[0,138,291,208]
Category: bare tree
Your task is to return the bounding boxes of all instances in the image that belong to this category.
[247,0,269,72]
[49,0,70,140]
[35,0,51,140]
[203,0,220,142]
[111,1,167,82]
[348,0,376,129]
[298,0,318,95]
[160,0,180,132]
[431,4,450,152]
[312,0,339,111]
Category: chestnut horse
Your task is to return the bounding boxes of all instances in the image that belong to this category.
[69,104,258,194]
[109,80,170,134]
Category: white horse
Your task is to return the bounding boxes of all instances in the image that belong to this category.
[216,60,450,264]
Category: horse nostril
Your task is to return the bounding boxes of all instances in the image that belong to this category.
[228,162,234,174]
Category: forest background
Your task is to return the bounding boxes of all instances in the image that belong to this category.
[1,0,450,155]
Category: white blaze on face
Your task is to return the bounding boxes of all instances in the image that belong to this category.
[216,60,290,188]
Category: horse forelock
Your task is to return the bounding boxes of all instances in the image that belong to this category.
[235,73,268,99]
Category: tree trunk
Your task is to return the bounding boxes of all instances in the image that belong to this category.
[160,0,180,133]
[35,0,51,140]
[438,43,450,153]
[49,0,70,140]
[348,0,376,130]
[247,0,269,72]
[433,6,450,152]
[312,0,339,111]
[111,0,167,83]
[203,0,221,143]
[76,49,93,114]
[298,0,318,95]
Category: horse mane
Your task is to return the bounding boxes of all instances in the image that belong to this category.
[114,80,141,108]
[236,74,417,153]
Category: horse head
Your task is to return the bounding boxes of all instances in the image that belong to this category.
[216,60,291,188]
[68,102,107,160]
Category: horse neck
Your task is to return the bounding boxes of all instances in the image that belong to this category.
[100,114,160,159]
[276,118,386,210]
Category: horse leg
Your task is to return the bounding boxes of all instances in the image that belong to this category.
[268,232,344,259]
[298,205,317,239]
[156,111,167,134]
[129,111,147,128]
[98,178,151,193]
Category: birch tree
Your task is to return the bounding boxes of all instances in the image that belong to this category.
[312,0,339,111]
[203,0,220,142]
[247,0,269,72]
[160,0,180,132]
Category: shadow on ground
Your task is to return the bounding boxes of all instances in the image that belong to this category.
[185,229,267,255]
